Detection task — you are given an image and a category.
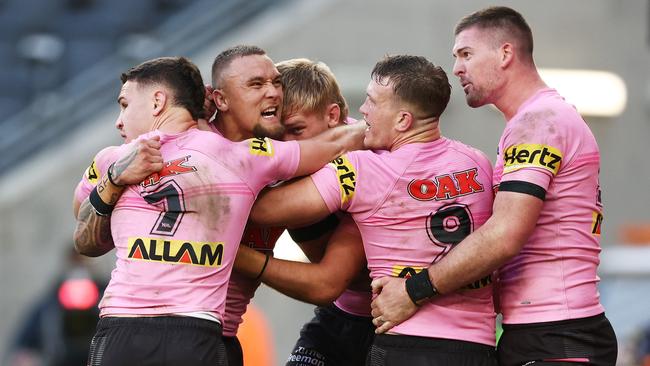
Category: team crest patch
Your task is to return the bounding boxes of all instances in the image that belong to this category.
[249,137,274,156]
[503,144,562,176]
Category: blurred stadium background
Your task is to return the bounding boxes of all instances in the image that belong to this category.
[1,0,649,365]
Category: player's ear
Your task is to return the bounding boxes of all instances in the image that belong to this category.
[500,42,514,69]
[213,89,228,112]
[325,103,341,128]
[153,91,166,116]
[395,111,414,132]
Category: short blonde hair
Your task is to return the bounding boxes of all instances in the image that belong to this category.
[276,58,348,122]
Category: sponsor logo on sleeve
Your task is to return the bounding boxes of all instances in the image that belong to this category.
[85,160,99,185]
[503,144,562,176]
[249,137,274,157]
[127,237,224,267]
[591,211,603,236]
[329,155,356,206]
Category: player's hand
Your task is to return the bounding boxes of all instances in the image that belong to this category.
[370,276,418,334]
[202,84,217,121]
[111,136,163,185]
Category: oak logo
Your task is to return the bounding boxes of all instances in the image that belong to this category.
[85,160,99,185]
[329,155,356,205]
[503,144,562,176]
[141,156,196,188]
[408,168,484,201]
[127,237,224,267]
[249,137,274,157]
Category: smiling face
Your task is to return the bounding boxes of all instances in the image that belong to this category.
[115,80,156,142]
[452,26,504,108]
[216,54,284,139]
[358,78,401,151]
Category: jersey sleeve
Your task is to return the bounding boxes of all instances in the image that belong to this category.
[498,113,566,199]
[237,137,301,193]
[311,153,359,213]
[74,146,120,202]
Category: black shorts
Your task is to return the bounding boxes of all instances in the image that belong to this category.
[223,335,243,366]
[87,316,227,366]
[498,313,618,366]
[287,304,375,366]
[368,334,498,366]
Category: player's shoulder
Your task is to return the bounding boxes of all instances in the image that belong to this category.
[445,138,491,163]
[92,145,122,168]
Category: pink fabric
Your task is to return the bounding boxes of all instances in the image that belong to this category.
[77,129,299,323]
[334,289,372,317]
[494,88,605,324]
[312,138,496,345]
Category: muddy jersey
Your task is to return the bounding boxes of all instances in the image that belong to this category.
[76,129,300,322]
[311,138,496,346]
[493,88,604,324]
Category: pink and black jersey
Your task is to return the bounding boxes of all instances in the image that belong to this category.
[311,138,496,346]
[77,128,300,323]
[494,88,605,324]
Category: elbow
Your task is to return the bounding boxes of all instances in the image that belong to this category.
[73,230,103,257]
[310,281,346,306]
[496,234,527,263]
[250,199,277,227]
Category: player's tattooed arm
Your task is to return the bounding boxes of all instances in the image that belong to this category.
[73,136,164,257]
[74,174,118,257]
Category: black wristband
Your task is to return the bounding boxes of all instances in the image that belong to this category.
[89,186,115,216]
[405,268,439,305]
[255,253,270,280]
[107,163,123,187]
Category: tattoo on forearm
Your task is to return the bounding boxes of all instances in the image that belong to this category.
[112,149,137,180]
[74,199,115,257]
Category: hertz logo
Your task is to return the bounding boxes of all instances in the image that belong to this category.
[127,237,224,267]
[85,160,99,185]
[249,137,274,156]
[329,155,356,205]
[503,144,562,176]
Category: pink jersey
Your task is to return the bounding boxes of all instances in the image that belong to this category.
[493,88,605,324]
[76,128,300,322]
[222,224,284,336]
[312,138,496,346]
[334,289,372,317]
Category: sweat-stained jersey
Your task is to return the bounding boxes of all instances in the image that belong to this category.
[75,128,300,323]
[493,88,605,325]
[311,138,496,346]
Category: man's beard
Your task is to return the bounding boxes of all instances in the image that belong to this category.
[253,123,285,140]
